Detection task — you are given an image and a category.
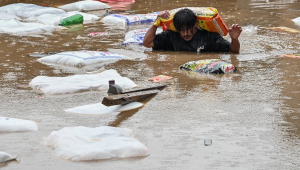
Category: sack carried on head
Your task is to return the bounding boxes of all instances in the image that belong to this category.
[154,7,228,36]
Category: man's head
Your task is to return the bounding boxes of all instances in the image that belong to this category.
[173,8,197,41]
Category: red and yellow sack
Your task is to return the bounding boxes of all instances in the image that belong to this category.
[154,7,228,36]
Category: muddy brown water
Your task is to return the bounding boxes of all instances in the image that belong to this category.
[0,0,300,169]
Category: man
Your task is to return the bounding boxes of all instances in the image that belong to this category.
[143,8,242,53]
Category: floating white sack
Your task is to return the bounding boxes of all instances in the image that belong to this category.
[65,102,143,114]
[37,51,128,67]
[0,3,65,19]
[0,152,18,163]
[101,13,158,27]
[59,1,111,12]
[29,69,136,95]
[0,13,21,21]
[0,19,58,35]
[0,117,38,132]
[46,126,150,161]
[292,17,300,26]
[25,11,99,26]
[122,28,163,45]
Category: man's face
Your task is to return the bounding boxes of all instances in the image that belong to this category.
[179,26,196,41]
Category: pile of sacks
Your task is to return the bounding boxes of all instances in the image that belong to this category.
[0,1,110,35]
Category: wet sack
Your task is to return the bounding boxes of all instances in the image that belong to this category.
[37,51,129,67]
[59,1,111,12]
[154,7,228,36]
[122,28,163,45]
[179,59,237,74]
[101,13,158,27]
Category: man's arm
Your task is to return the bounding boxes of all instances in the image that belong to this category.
[143,10,170,48]
[229,24,242,53]
[143,25,158,48]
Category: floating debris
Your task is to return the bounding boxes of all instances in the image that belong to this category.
[148,75,172,82]
[204,139,212,146]
[0,152,18,163]
[46,126,150,161]
[280,54,300,59]
[267,27,300,33]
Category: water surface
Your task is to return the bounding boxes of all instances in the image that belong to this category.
[0,0,299,169]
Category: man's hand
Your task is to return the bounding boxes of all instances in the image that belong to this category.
[229,24,242,53]
[144,10,171,48]
[229,24,242,40]
[157,10,170,19]
[154,10,170,27]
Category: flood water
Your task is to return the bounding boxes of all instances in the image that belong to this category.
[1,0,300,169]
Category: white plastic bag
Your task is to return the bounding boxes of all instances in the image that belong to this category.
[59,1,111,12]
[29,69,137,95]
[0,117,38,132]
[37,51,129,67]
[0,152,18,163]
[292,17,300,26]
[101,13,158,27]
[0,19,58,35]
[46,126,150,161]
[24,11,100,26]
[122,28,163,45]
[0,3,65,19]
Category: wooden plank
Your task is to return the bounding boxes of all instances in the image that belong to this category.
[121,84,168,94]
[102,89,160,106]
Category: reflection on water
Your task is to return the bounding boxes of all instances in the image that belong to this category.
[0,0,300,169]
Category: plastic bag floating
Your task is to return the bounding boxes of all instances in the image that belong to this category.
[46,126,150,161]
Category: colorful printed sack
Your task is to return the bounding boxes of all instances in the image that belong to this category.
[154,7,228,36]
[179,59,236,74]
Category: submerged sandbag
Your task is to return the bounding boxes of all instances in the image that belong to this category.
[0,13,22,21]
[101,13,158,27]
[59,1,111,12]
[0,152,18,163]
[0,19,58,35]
[179,59,237,74]
[25,11,99,26]
[37,51,129,67]
[46,126,150,161]
[0,3,65,19]
[65,101,143,114]
[122,28,163,45]
[0,117,38,132]
[29,69,137,95]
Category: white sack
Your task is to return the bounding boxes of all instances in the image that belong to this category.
[0,117,38,132]
[0,19,58,35]
[101,13,158,27]
[0,13,21,21]
[292,17,300,26]
[25,11,99,26]
[65,102,143,114]
[59,1,111,12]
[122,28,162,45]
[37,51,128,67]
[29,69,137,95]
[0,152,18,163]
[46,126,150,161]
[0,3,65,19]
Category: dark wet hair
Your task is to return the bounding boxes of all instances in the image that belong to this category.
[173,8,197,33]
